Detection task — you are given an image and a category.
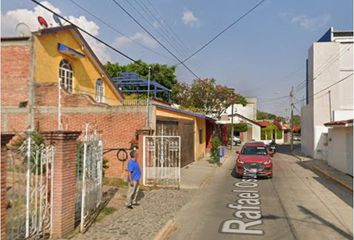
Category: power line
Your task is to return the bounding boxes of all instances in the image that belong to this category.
[145,0,193,54]
[132,0,190,58]
[30,0,137,63]
[111,0,201,80]
[177,0,266,65]
[295,73,353,104]
[121,0,186,59]
[67,0,174,61]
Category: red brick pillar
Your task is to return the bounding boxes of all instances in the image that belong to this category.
[42,131,80,239]
[1,133,15,240]
[136,128,153,185]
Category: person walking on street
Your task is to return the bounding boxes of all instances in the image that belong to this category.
[126,150,141,209]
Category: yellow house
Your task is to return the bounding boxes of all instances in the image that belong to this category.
[154,104,207,166]
[34,25,123,105]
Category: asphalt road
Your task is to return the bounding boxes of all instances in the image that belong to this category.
[168,148,353,240]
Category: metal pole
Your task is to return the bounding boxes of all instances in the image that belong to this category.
[80,123,89,232]
[230,104,234,150]
[146,66,151,128]
[290,86,294,152]
[58,78,62,130]
[25,136,32,238]
[328,90,332,121]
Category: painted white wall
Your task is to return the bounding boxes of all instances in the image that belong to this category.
[301,105,314,157]
[327,127,353,175]
[301,37,353,158]
[225,98,257,121]
[252,125,261,141]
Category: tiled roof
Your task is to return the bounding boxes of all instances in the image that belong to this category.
[324,119,353,127]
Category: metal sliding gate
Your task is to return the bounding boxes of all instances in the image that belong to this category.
[6,134,55,239]
[75,124,103,232]
[143,136,181,188]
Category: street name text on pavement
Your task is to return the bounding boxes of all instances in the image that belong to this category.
[220,179,264,235]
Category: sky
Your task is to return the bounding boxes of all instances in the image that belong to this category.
[2,0,353,118]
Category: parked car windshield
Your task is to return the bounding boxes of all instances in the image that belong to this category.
[241,146,267,155]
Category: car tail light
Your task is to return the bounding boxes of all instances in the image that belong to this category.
[264,159,271,165]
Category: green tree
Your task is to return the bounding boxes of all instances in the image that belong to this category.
[292,115,301,126]
[234,123,248,132]
[173,78,247,118]
[105,60,177,90]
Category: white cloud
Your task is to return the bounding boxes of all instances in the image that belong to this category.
[182,10,199,27]
[1,1,111,62]
[113,32,157,49]
[291,14,331,30]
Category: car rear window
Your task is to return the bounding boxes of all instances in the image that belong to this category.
[241,146,267,155]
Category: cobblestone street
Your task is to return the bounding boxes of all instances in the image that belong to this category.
[73,188,194,240]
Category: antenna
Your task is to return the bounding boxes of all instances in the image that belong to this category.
[15,23,31,37]
[53,14,62,26]
[37,16,48,28]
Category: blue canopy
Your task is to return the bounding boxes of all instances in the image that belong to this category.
[112,72,171,98]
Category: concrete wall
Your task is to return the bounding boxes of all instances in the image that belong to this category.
[301,105,314,157]
[252,124,261,141]
[301,39,353,158]
[226,98,257,121]
[327,126,353,175]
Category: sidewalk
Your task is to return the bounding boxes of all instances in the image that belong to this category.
[180,147,235,189]
[71,148,234,240]
[292,147,353,192]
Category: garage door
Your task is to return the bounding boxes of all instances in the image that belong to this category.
[156,119,195,167]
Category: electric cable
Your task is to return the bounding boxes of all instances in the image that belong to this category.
[30,0,138,63]
[67,0,175,61]
[177,0,266,65]
[111,0,201,80]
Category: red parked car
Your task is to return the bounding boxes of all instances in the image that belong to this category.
[234,142,273,178]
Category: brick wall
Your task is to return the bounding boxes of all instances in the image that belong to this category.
[1,44,148,179]
[1,43,31,106]
[1,134,15,240]
[35,110,147,178]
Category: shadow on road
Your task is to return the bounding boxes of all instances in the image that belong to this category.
[276,144,353,207]
[297,160,353,207]
[298,205,353,239]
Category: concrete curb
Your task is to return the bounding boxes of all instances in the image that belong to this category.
[154,219,176,240]
[291,153,303,161]
[312,166,353,192]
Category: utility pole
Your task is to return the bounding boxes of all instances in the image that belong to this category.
[230,104,234,150]
[290,86,294,152]
[146,66,151,128]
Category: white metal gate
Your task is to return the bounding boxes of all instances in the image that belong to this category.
[6,134,54,239]
[143,136,181,187]
[76,124,103,232]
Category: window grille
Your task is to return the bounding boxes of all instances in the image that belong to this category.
[59,59,73,92]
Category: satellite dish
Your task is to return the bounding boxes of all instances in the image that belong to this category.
[53,14,62,26]
[15,23,31,37]
[37,16,48,28]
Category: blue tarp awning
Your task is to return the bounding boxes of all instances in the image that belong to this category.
[57,43,85,58]
[112,72,171,97]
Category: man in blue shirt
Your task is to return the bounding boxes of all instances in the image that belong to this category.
[126,150,141,209]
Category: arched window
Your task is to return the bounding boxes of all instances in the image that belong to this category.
[96,79,104,102]
[59,59,73,93]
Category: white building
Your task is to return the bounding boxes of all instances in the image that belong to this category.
[301,28,353,160]
[218,98,261,141]
[324,119,353,176]
[224,97,257,120]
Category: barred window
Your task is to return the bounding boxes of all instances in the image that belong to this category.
[59,59,73,93]
[96,79,104,103]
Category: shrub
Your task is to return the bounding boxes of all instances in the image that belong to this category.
[210,136,221,163]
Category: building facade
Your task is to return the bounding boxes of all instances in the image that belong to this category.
[301,28,353,159]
